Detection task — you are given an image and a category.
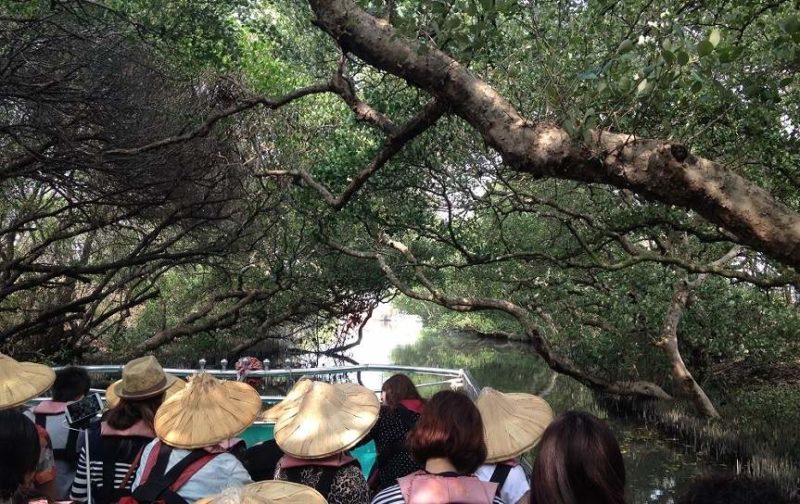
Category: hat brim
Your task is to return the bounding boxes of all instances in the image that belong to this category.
[111,372,179,401]
[0,362,56,409]
[197,480,328,504]
[155,374,261,449]
[274,381,379,459]
[478,389,554,463]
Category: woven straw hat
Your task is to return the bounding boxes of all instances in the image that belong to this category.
[111,356,178,400]
[0,353,55,410]
[260,378,313,422]
[476,387,554,463]
[197,481,327,504]
[273,380,379,459]
[106,375,186,409]
[155,373,261,449]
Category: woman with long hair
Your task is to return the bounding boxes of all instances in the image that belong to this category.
[372,390,503,504]
[532,411,626,504]
[70,356,178,503]
[361,374,426,493]
[0,410,42,504]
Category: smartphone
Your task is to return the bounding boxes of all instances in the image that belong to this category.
[65,393,104,426]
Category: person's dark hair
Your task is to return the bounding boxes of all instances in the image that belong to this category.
[533,411,626,504]
[0,410,41,501]
[407,390,486,474]
[103,393,164,430]
[52,366,91,402]
[679,475,787,504]
[382,374,423,408]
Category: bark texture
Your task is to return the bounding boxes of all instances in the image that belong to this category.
[308,0,800,269]
[657,280,721,418]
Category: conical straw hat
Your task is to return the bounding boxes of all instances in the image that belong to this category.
[197,481,327,504]
[273,380,379,459]
[260,378,313,422]
[106,375,186,409]
[155,373,261,449]
[0,353,55,410]
[111,356,178,400]
[476,387,554,463]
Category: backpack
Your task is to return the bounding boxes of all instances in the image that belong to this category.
[121,442,217,504]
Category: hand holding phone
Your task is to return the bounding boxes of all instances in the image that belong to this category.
[65,393,104,427]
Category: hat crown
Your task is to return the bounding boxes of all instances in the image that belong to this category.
[0,353,56,410]
[477,387,554,463]
[120,356,168,395]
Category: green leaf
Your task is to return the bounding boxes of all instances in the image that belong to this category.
[709,28,721,48]
[662,39,672,51]
[691,80,703,93]
[636,78,649,94]
[697,40,714,57]
[662,50,675,64]
[780,77,793,87]
[677,51,690,65]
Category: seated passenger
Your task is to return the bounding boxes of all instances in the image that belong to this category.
[0,353,58,501]
[197,480,326,504]
[475,388,553,504]
[372,390,504,504]
[131,373,259,503]
[70,356,177,503]
[270,380,378,504]
[361,374,425,493]
[679,475,787,504]
[30,365,91,500]
[532,411,626,504]
[0,410,46,504]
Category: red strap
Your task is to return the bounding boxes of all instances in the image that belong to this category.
[140,441,218,491]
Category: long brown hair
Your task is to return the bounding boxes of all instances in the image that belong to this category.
[381,373,423,408]
[104,393,164,431]
[533,411,626,504]
[407,390,486,474]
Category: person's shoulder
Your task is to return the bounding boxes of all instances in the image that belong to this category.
[371,483,404,504]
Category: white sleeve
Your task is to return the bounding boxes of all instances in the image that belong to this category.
[501,466,530,504]
[131,439,158,489]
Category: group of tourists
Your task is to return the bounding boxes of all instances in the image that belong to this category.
[0,352,788,504]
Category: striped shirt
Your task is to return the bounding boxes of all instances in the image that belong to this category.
[69,423,154,503]
[371,483,505,504]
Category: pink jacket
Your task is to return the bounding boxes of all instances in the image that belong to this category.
[397,471,499,504]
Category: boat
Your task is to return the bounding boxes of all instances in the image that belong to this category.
[33,362,492,476]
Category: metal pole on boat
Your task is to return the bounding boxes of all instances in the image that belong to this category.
[84,428,92,504]
[199,358,206,371]
[220,359,228,371]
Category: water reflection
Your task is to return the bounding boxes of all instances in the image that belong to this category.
[388,326,707,504]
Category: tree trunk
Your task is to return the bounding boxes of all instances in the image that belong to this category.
[657,281,720,418]
[308,0,800,269]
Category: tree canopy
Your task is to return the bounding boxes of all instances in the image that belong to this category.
[1,0,798,416]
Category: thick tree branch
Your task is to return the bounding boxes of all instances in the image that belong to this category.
[308,0,800,269]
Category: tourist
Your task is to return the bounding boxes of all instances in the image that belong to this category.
[70,356,177,503]
[532,411,626,504]
[678,475,787,504]
[197,481,327,504]
[372,390,504,504]
[271,380,377,504]
[475,388,553,504]
[0,410,46,504]
[130,373,259,503]
[29,366,91,500]
[360,374,426,493]
[0,353,58,502]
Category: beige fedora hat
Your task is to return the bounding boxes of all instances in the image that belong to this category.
[0,353,56,410]
[197,481,327,504]
[273,380,379,459]
[107,374,186,409]
[155,373,261,449]
[111,356,178,400]
[476,387,554,463]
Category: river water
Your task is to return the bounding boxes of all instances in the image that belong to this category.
[346,304,717,504]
